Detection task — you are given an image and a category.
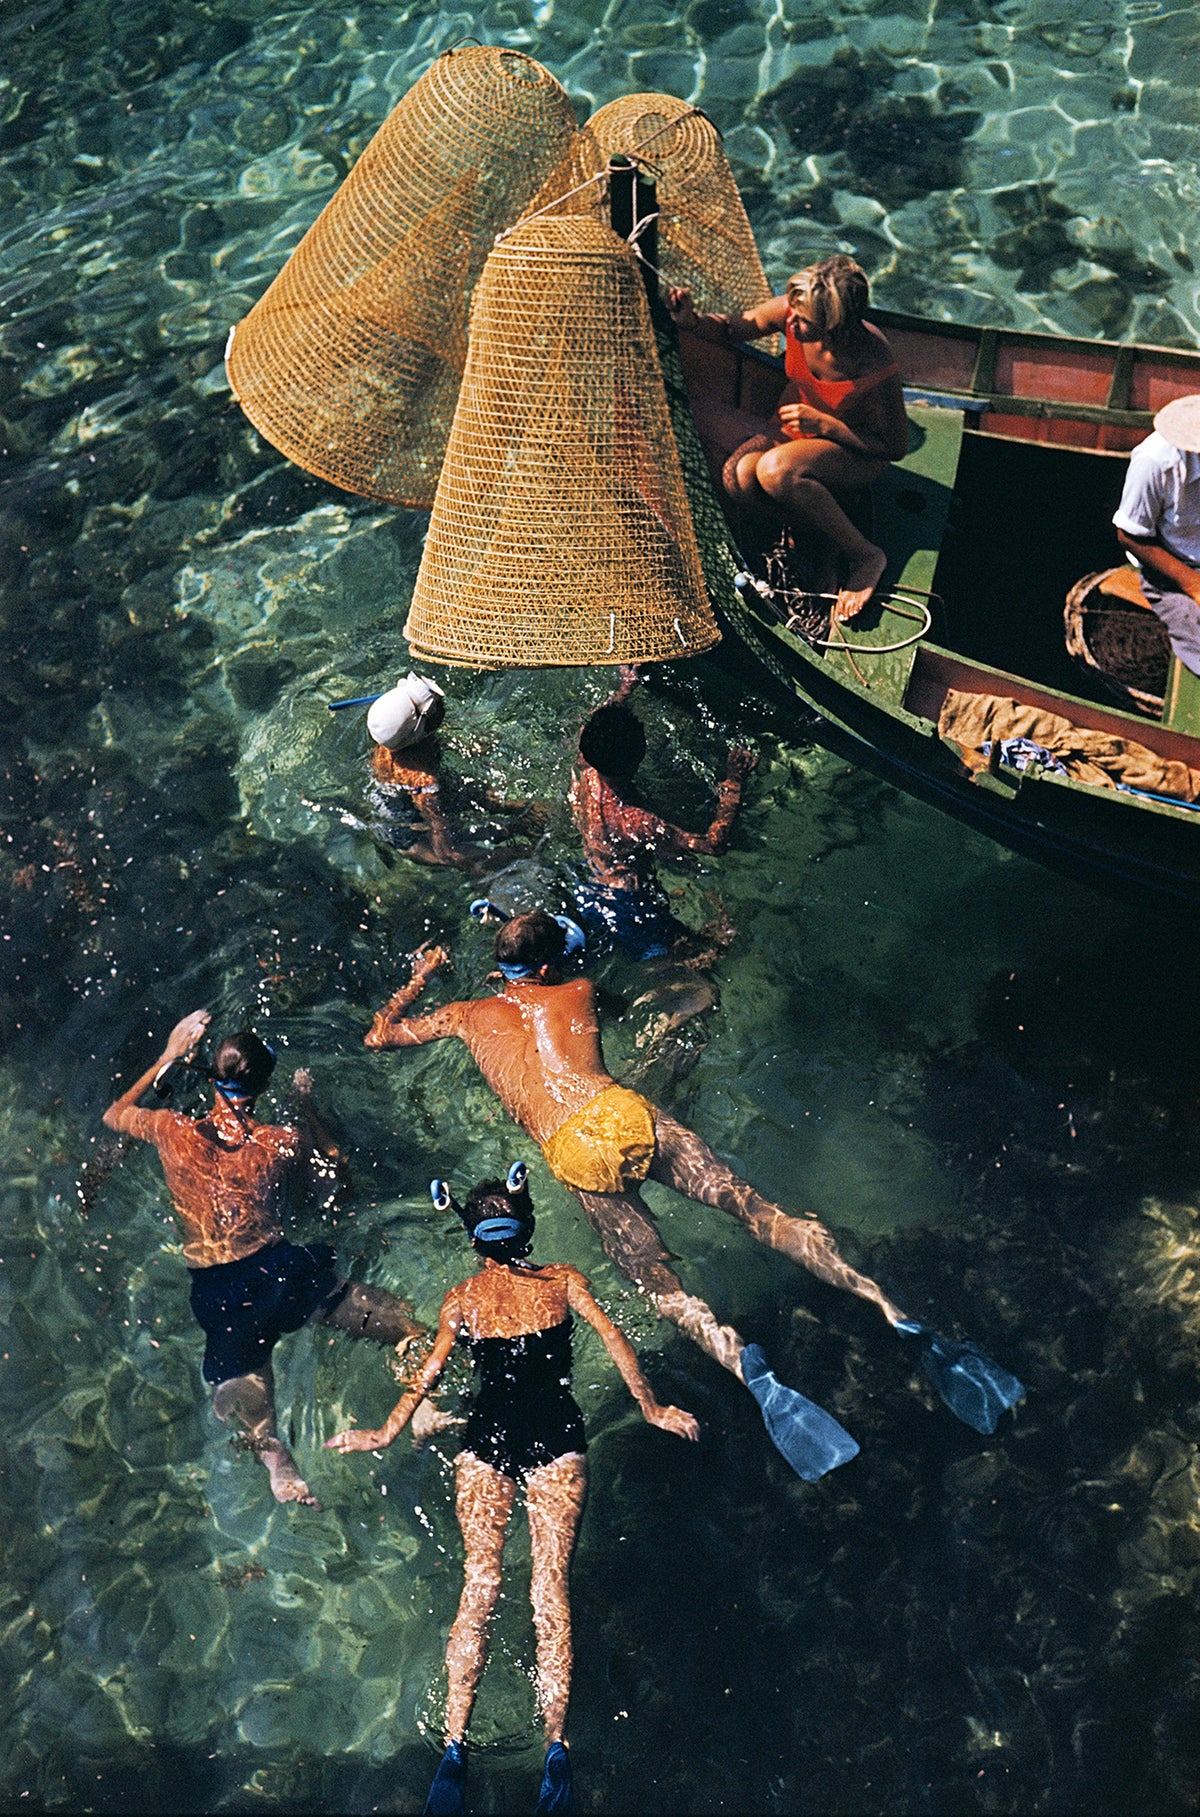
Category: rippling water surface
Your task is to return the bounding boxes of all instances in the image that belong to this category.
[3,2,1200,1812]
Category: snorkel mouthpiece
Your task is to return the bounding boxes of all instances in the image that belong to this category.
[471,1216,526,1244]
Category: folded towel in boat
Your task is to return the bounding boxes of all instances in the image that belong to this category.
[939,689,1200,800]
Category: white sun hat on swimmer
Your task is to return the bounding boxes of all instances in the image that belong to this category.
[1154,394,1200,454]
[367,672,446,750]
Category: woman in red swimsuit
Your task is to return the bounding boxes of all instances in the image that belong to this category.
[669,255,909,621]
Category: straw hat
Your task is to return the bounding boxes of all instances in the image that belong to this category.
[403,216,720,669]
[1154,394,1200,453]
[226,48,577,507]
[367,674,446,750]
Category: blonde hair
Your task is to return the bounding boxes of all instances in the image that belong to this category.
[786,256,870,345]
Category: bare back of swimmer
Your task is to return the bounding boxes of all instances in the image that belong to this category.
[104,1011,430,1508]
[326,1168,696,1816]
[366,916,907,1405]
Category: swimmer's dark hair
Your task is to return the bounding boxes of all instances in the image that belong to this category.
[212,1031,276,1097]
[463,1175,535,1263]
[494,910,566,972]
[578,703,646,777]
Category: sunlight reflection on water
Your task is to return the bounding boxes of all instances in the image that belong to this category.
[2,2,1199,1811]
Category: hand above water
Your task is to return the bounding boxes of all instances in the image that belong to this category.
[412,939,450,977]
[163,1008,210,1064]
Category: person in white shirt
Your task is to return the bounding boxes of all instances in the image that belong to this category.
[1113,393,1200,674]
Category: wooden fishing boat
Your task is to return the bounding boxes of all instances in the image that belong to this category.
[660,309,1200,906]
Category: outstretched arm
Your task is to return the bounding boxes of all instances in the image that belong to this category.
[102,1009,211,1133]
[565,1271,699,1440]
[601,663,645,708]
[667,287,788,344]
[666,746,757,857]
[365,944,453,1049]
[325,1294,462,1452]
[288,1070,342,1160]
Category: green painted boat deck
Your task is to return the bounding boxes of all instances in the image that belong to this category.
[822,403,964,706]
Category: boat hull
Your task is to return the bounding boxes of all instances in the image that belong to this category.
[661,309,1200,908]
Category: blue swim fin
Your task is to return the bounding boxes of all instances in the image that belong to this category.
[534,1740,573,1815]
[423,1740,467,1817]
[895,1320,1025,1435]
[740,1344,860,1481]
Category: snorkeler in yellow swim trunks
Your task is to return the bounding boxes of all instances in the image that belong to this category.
[366,916,1025,1476]
[363,916,921,1468]
[539,1082,657,1194]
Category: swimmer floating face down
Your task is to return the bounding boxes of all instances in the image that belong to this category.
[325,1154,698,1817]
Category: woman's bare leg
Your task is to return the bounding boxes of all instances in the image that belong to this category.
[755,441,888,621]
[525,1454,589,1745]
[571,1184,747,1376]
[444,1452,517,1744]
[649,1112,906,1324]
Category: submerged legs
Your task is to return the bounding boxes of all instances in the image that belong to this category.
[526,1453,588,1745]
[211,1364,320,1507]
[444,1452,517,1745]
[650,1112,906,1325]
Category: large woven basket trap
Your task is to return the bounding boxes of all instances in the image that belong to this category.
[226,47,577,507]
[404,216,720,668]
[524,92,772,324]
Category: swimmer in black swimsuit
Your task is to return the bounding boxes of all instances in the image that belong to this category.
[326,1163,698,1817]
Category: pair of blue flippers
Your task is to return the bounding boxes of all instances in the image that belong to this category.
[741,1320,1025,1483]
[423,1740,571,1817]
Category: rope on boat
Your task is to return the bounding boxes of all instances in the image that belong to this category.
[736,573,936,654]
[808,592,934,652]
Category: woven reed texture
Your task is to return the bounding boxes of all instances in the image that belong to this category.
[226,47,577,507]
[404,217,720,668]
[523,93,772,323]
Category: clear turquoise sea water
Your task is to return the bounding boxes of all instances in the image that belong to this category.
[2,3,1200,1812]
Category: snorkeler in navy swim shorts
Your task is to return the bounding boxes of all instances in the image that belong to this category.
[327,1163,697,1817]
[570,678,755,962]
[104,1010,434,1508]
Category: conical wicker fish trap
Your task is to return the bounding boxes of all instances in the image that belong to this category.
[524,93,772,322]
[403,216,720,668]
[225,47,577,507]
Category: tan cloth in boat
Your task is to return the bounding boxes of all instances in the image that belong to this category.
[938,689,1200,801]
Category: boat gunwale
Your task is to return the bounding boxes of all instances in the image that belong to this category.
[728,311,1200,434]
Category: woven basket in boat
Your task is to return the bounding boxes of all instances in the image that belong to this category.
[523,93,773,329]
[404,216,720,668]
[226,47,577,507]
[1064,568,1169,718]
